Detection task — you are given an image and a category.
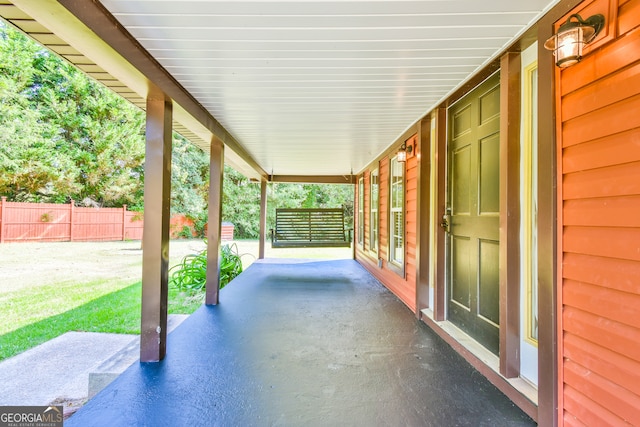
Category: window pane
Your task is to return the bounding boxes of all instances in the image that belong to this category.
[389,157,404,265]
[370,169,379,251]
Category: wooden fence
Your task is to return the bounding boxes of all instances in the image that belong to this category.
[0,197,144,243]
[0,198,234,243]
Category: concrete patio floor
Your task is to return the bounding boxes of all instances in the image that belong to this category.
[67,259,535,426]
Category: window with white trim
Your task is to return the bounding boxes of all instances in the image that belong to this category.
[369,168,379,253]
[389,157,404,266]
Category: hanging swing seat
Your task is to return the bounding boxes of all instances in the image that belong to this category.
[270,208,352,248]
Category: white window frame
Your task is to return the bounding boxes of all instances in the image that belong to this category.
[369,168,379,254]
[389,157,405,270]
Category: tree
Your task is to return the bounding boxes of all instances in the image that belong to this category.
[0,24,80,201]
[28,45,146,207]
[171,134,209,220]
[222,166,261,238]
[0,23,146,206]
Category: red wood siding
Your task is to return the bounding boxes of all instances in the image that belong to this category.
[356,135,418,312]
[558,1,640,425]
[405,135,418,293]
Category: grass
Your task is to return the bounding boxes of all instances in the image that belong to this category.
[0,239,351,361]
[0,280,203,361]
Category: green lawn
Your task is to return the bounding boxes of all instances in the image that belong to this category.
[0,239,352,361]
[0,280,202,361]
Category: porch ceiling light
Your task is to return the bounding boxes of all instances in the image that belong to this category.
[544,13,605,68]
[397,142,413,162]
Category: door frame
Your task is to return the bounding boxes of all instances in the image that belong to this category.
[421,4,568,423]
[426,53,536,418]
[437,61,522,374]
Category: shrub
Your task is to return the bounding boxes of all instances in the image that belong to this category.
[177,225,194,239]
[219,243,243,287]
[169,242,243,294]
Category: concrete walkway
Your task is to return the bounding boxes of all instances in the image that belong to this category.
[0,315,188,416]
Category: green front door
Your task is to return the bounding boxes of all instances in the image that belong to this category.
[446,73,500,355]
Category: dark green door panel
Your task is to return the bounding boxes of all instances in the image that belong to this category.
[447,73,500,355]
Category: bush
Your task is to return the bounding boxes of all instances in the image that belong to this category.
[177,225,194,239]
[169,242,243,293]
[219,243,243,287]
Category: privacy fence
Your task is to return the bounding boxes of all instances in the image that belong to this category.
[0,198,234,243]
[0,197,144,243]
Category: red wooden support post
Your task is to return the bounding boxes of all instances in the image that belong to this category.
[122,204,127,241]
[0,196,6,244]
[69,199,75,242]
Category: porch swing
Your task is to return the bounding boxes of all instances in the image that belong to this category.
[269,208,352,248]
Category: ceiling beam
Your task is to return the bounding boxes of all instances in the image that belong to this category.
[270,175,356,185]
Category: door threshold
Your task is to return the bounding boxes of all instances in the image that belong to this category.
[420,309,538,420]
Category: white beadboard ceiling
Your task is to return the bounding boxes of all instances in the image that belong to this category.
[100,1,557,177]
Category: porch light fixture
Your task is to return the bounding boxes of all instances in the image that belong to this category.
[397,142,413,162]
[544,13,605,68]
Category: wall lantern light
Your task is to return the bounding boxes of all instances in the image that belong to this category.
[544,13,604,68]
[397,142,413,162]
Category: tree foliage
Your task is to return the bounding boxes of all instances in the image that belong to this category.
[171,134,209,218]
[222,166,262,238]
[0,23,145,206]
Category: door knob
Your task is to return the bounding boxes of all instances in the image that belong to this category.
[440,208,451,233]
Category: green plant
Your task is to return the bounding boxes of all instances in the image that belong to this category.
[220,243,243,287]
[192,213,208,238]
[177,225,194,239]
[169,249,208,293]
[169,242,244,293]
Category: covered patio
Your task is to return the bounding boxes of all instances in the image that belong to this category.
[67,259,533,426]
[0,0,582,423]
